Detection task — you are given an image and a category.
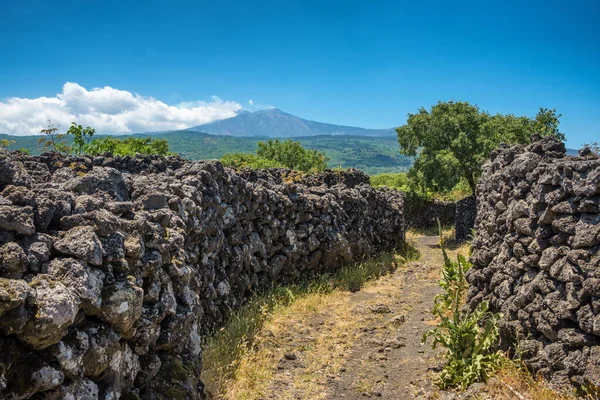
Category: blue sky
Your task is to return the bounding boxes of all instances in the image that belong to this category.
[0,0,598,147]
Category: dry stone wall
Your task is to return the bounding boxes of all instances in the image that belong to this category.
[455,196,476,242]
[404,197,455,230]
[0,150,405,399]
[467,138,600,389]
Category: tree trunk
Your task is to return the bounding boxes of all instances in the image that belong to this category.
[466,173,476,197]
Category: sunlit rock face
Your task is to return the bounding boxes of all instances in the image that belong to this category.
[0,149,405,399]
[467,137,600,390]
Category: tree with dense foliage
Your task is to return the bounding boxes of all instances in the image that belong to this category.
[396,101,564,196]
[221,139,329,173]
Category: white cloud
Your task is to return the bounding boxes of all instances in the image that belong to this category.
[248,99,254,105]
[0,82,243,135]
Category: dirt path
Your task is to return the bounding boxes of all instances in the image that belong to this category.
[326,235,444,399]
[261,234,464,400]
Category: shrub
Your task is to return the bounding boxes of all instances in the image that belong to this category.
[220,152,285,170]
[86,136,171,156]
[221,139,329,173]
[370,171,471,202]
[370,172,410,190]
[67,122,95,155]
[0,139,15,148]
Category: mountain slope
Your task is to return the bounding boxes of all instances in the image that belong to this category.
[190,108,396,137]
[0,131,412,175]
[150,131,413,175]
[0,130,581,176]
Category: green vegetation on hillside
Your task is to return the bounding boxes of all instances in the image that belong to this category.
[370,172,411,191]
[221,139,329,173]
[86,136,170,156]
[397,101,564,196]
[34,121,172,157]
[1,130,412,175]
[0,139,15,148]
[370,172,472,202]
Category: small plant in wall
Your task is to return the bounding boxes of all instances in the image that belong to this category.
[422,219,502,390]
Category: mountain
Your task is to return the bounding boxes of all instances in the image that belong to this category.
[189,108,396,137]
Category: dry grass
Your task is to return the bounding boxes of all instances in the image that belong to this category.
[407,225,456,238]
[201,245,420,399]
[203,231,583,400]
[225,292,361,399]
[484,357,578,400]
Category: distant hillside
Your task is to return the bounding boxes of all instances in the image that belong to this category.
[190,108,396,138]
[0,131,412,175]
[1,131,582,176]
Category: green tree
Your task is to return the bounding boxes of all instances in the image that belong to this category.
[221,139,329,173]
[397,101,564,196]
[66,122,95,155]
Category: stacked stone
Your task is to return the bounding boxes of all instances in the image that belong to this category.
[455,196,476,242]
[403,197,455,230]
[0,150,405,399]
[467,137,600,389]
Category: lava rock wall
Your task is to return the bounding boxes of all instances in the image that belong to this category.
[0,150,405,399]
[404,197,455,230]
[455,196,476,242]
[467,138,600,389]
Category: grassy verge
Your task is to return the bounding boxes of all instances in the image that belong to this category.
[484,358,577,400]
[201,241,420,399]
